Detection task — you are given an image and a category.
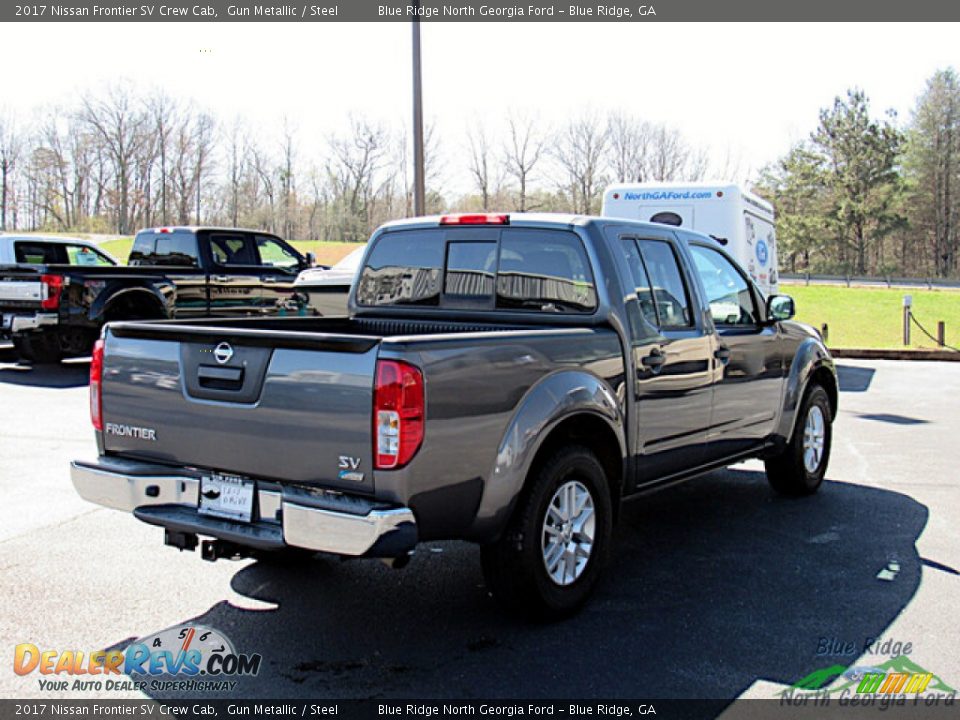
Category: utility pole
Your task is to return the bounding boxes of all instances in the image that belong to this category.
[411,2,426,216]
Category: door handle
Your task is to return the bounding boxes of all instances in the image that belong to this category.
[641,349,666,372]
[261,276,278,283]
[211,275,230,283]
[714,347,731,364]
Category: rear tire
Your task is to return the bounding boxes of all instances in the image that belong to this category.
[765,384,832,496]
[13,332,63,364]
[481,445,612,620]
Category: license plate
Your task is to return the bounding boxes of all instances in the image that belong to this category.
[198,472,255,523]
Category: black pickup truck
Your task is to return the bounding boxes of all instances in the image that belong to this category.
[0,227,314,363]
[71,213,837,619]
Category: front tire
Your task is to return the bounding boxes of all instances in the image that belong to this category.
[765,384,833,496]
[481,445,613,620]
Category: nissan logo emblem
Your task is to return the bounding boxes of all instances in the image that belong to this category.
[213,342,234,365]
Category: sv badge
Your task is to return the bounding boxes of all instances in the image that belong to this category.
[338,455,364,483]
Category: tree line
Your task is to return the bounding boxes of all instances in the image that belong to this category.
[0,84,732,244]
[3,70,959,278]
[757,69,960,278]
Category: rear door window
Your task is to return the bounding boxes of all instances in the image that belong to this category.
[14,243,67,264]
[618,239,659,327]
[209,234,257,266]
[637,239,693,328]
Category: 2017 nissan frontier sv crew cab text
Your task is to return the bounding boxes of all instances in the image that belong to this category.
[71,213,837,619]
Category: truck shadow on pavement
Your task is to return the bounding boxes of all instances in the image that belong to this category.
[0,358,90,388]
[132,468,928,702]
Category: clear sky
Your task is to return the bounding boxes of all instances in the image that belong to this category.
[4,21,959,193]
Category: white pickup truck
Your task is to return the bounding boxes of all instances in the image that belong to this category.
[0,235,117,355]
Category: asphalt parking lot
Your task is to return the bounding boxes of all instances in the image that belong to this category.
[1,348,958,703]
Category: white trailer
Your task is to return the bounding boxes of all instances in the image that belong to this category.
[601,182,779,296]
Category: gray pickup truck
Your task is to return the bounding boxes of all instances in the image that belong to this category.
[71,213,837,619]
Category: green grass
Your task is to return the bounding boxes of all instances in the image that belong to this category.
[788,285,960,350]
[98,237,134,259]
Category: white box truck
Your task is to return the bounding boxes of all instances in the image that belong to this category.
[601,182,779,296]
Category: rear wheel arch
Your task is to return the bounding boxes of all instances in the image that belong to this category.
[100,288,167,322]
[524,413,625,520]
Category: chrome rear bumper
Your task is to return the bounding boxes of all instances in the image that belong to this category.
[70,458,417,557]
[11,313,58,333]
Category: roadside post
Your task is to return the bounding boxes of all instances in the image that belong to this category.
[938,321,946,348]
[903,295,912,346]
[411,1,426,216]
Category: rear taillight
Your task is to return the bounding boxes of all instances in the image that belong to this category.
[373,359,424,470]
[90,339,104,431]
[40,274,64,310]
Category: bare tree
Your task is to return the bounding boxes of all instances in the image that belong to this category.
[467,122,500,210]
[279,118,297,238]
[607,112,652,183]
[224,117,247,228]
[192,112,215,224]
[327,116,390,241]
[249,139,276,232]
[0,113,23,230]
[148,92,176,225]
[551,114,609,214]
[503,113,546,212]
[80,84,149,234]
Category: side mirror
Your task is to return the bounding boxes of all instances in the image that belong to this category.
[305,252,317,268]
[766,294,795,322]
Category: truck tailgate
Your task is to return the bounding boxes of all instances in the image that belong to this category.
[0,268,43,309]
[100,324,381,493]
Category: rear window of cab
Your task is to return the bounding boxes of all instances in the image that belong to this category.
[355,228,597,313]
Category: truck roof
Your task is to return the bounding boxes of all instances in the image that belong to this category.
[137,226,283,236]
[375,212,722,241]
[0,233,98,245]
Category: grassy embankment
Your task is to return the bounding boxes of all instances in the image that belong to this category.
[789,285,959,350]
[96,237,959,350]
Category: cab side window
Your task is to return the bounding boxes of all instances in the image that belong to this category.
[618,239,658,327]
[210,235,257,266]
[637,239,693,329]
[690,244,758,327]
[66,245,114,266]
[256,235,301,271]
